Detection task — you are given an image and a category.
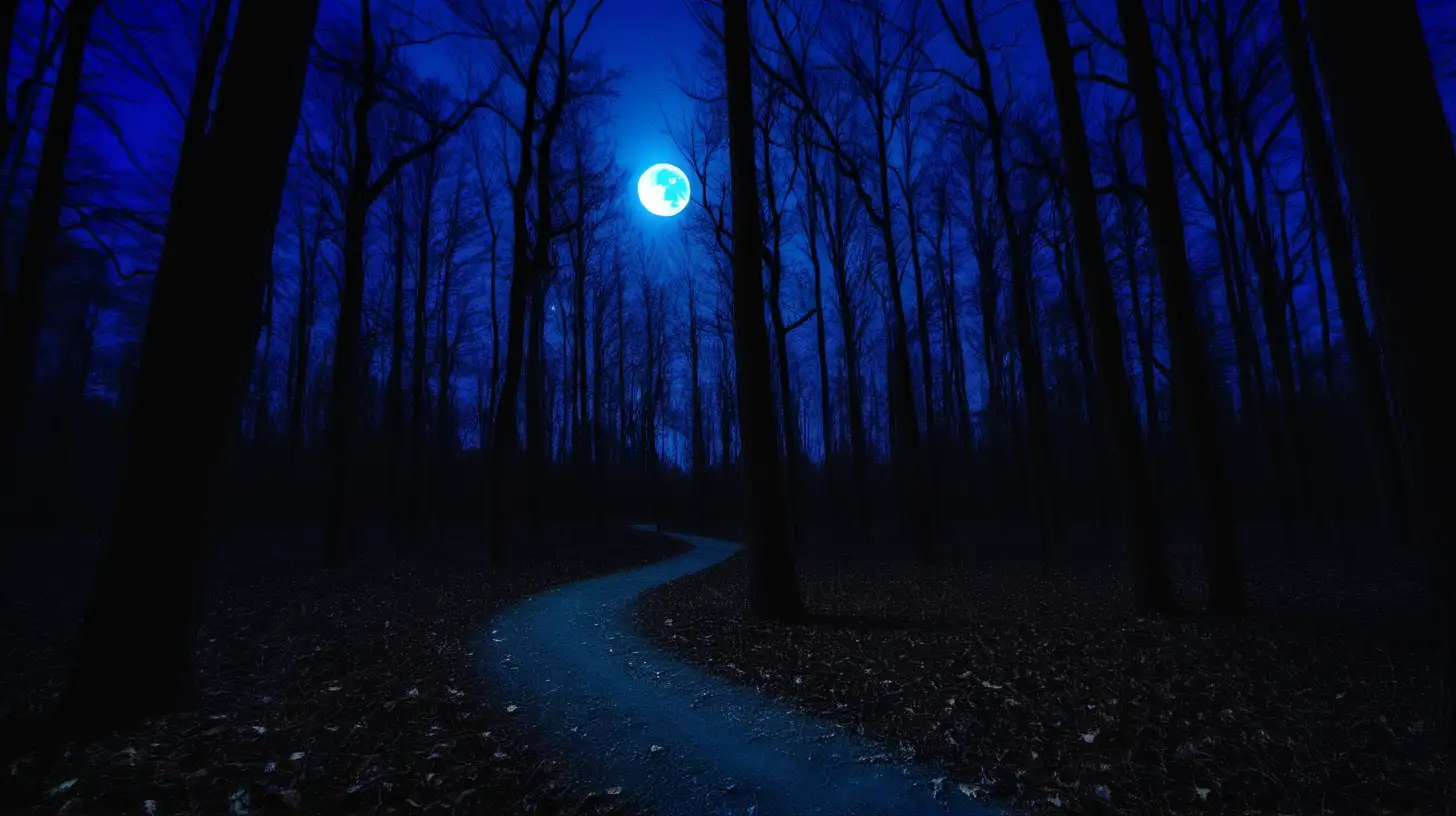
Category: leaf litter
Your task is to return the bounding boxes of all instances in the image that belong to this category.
[2,524,686,815]
[634,546,1455,813]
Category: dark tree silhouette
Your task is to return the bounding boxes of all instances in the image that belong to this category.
[724,0,802,621]
[1032,0,1174,614]
[1115,0,1244,614]
[53,0,322,732]
[1279,0,1411,557]
[0,0,103,483]
[1305,0,1456,735]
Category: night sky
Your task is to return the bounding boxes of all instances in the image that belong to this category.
[50,0,1456,279]
[12,0,1456,422]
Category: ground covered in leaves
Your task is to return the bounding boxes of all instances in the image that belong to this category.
[635,540,1455,814]
[2,523,685,815]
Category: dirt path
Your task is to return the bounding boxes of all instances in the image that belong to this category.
[479,529,1003,815]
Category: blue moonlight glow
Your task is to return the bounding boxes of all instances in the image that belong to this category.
[637,163,691,217]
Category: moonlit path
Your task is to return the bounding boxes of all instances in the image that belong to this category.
[478,529,1006,816]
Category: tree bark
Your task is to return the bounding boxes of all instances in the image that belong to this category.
[287,201,316,466]
[724,0,802,621]
[410,147,438,545]
[1034,0,1174,612]
[1305,0,1456,735]
[386,177,408,541]
[0,0,103,482]
[55,0,320,732]
[1280,0,1411,553]
[1116,0,1244,613]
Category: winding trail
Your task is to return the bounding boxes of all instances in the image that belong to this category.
[479,528,1005,815]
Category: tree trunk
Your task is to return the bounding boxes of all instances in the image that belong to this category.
[962,2,1058,563]
[0,0,103,481]
[324,0,380,567]
[54,0,320,733]
[1281,0,1411,553]
[384,178,407,543]
[688,273,706,524]
[410,148,438,546]
[724,0,802,621]
[287,201,315,466]
[437,183,463,460]
[616,265,627,467]
[819,166,872,545]
[804,156,833,480]
[1036,0,1174,612]
[1116,0,1244,613]
[591,279,606,519]
[1305,0,1456,735]
[486,272,529,565]
[525,279,547,551]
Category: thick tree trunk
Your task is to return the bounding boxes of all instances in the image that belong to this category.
[54,0,319,733]
[1116,0,1244,613]
[1305,0,1456,735]
[0,0,102,481]
[1281,0,1411,553]
[724,0,802,621]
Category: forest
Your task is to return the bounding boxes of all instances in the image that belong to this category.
[2,0,1455,812]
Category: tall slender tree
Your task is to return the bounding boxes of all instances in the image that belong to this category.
[724,0,802,621]
[1033,0,1174,613]
[0,0,104,483]
[1115,0,1244,613]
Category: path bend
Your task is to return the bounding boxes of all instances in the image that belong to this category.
[478,528,1005,816]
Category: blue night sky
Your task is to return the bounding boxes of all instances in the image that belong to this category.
[62,0,1456,264]
[15,0,1456,444]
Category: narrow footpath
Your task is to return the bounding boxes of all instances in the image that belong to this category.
[479,528,1005,815]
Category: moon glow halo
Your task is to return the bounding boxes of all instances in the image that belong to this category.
[637,163,691,218]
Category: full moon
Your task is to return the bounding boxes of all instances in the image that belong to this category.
[637,163,691,218]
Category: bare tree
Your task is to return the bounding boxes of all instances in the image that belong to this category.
[1032,0,1173,612]
[313,0,495,566]
[0,0,105,483]
[453,0,611,563]
[1278,0,1411,557]
[724,0,802,620]
[55,0,321,733]
[759,0,936,561]
[1304,0,1456,735]
[1115,0,1244,613]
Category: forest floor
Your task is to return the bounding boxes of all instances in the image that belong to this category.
[0,521,686,815]
[634,529,1456,814]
